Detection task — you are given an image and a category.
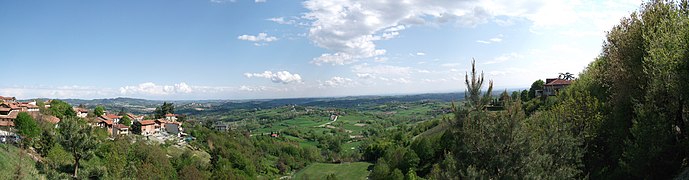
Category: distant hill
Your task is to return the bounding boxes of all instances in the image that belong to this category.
[55,92,467,115]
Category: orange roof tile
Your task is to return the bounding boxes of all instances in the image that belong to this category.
[140,120,156,126]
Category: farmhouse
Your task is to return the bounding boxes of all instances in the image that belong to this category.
[541,78,573,96]
[75,108,89,118]
[139,120,160,136]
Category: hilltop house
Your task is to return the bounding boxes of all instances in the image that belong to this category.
[0,97,44,127]
[164,113,179,122]
[127,113,144,122]
[214,122,229,132]
[0,96,16,103]
[114,124,129,135]
[139,120,160,136]
[0,103,19,127]
[75,108,88,118]
[539,78,574,96]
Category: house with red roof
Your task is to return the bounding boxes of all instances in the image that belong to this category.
[74,108,89,118]
[540,78,574,96]
[0,103,19,127]
[164,113,179,122]
[139,120,160,136]
[127,113,144,122]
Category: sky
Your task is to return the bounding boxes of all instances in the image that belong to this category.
[0,0,642,100]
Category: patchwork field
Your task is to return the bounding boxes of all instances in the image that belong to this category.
[292,162,373,180]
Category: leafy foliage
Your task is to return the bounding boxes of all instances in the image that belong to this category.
[57,117,100,178]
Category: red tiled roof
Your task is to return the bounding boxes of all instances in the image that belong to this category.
[45,116,60,124]
[545,79,573,86]
[74,108,88,113]
[0,111,19,119]
[0,108,10,112]
[140,120,156,126]
[105,114,121,119]
[164,113,178,117]
[127,113,142,119]
[115,124,129,129]
[100,119,113,125]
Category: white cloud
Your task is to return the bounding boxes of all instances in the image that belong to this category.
[119,82,193,95]
[320,77,354,87]
[352,64,411,77]
[301,0,639,66]
[210,0,235,3]
[441,63,461,67]
[267,17,294,25]
[255,0,266,3]
[239,85,267,92]
[476,34,503,44]
[416,52,426,56]
[483,53,524,64]
[244,71,303,84]
[356,73,375,79]
[237,33,278,46]
[476,40,491,44]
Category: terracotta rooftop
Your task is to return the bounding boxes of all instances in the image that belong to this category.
[103,114,121,120]
[545,79,573,86]
[0,111,19,119]
[164,113,178,117]
[115,124,129,129]
[44,116,60,124]
[100,119,113,125]
[140,120,157,126]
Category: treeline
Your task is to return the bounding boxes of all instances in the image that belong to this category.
[362,1,689,179]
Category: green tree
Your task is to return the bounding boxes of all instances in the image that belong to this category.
[94,106,105,117]
[520,90,529,101]
[14,112,40,145]
[57,117,99,178]
[528,79,544,99]
[49,100,76,120]
[464,59,493,111]
[511,91,520,101]
[619,1,689,178]
[120,115,132,126]
[131,121,142,134]
[154,102,174,119]
[370,159,390,180]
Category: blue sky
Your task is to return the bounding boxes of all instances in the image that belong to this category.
[0,0,641,100]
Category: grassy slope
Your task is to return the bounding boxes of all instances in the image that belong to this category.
[0,144,44,180]
[293,162,372,180]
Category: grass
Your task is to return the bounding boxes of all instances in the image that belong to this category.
[293,162,372,180]
[0,144,44,180]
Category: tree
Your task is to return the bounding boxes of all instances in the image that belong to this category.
[558,72,575,80]
[154,102,174,119]
[57,117,99,178]
[511,91,520,101]
[120,115,132,126]
[528,80,544,99]
[15,112,40,146]
[520,90,529,101]
[94,106,105,117]
[131,121,142,134]
[49,100,76,120]
[370,159,391,179]
[464,58,493,111]
[500,90,510,106]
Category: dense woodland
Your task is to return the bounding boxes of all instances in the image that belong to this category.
[3,0,689,179]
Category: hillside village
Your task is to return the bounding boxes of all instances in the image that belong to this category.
[0,96,186,143]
